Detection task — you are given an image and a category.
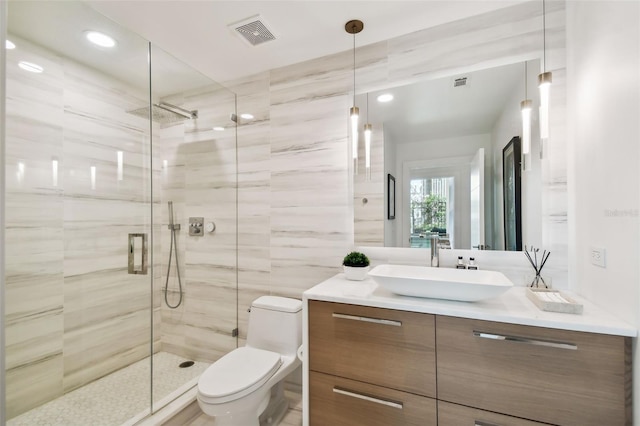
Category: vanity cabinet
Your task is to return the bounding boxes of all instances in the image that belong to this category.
[438,401,545,426]
[436,316,632,425]
[308,300,437,425]
[307,300,632,426]
[310,371,437,426]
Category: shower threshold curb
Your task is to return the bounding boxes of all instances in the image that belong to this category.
[123,377,199,426]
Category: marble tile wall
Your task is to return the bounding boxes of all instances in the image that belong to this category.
[230,72,272,340]
[156,83,238,364]
[4,35,154,418]
[225,0,569,334]
[5,35,240,419]
[4,38,65,419]
[61,57,154,394]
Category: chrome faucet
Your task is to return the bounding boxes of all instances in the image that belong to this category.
[429,234,440,267]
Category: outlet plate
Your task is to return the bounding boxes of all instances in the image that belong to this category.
[590,246,606,268]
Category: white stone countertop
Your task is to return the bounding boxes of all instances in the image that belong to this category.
[303,273,637,337]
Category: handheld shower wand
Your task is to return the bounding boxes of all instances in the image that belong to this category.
[164,201,183,308]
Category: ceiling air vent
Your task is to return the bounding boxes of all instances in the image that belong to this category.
[230,15,276,47]
[453,77,469,88]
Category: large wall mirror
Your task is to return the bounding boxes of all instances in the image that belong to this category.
[353,59,544,251]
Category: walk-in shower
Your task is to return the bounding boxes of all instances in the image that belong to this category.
[164,201,183,309]
[3,1,238,424]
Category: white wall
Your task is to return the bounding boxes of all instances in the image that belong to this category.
[566,0,640,421]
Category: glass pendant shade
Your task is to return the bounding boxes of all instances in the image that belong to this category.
[364,123,372,170]
[538,71,552,139]
[350,106,359,160]
[521,99,532,154]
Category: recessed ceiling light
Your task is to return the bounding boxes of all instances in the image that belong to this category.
[18,61,43,73]
[6,40,16,50]
[377,93,394,103]
[240,113,254,120]
[213,126,225,131]
[85,31,116,48]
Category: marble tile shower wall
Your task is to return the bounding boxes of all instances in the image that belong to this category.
[226,0,569,338]
[4,36,155,418]
[156,86,238,364]
[6,36,240,418]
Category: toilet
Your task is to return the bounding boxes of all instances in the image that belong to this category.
[197,296,302,426]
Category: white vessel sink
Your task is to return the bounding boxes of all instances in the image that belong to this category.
[368,264,513,302]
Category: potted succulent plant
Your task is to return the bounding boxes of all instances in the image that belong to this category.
[342,251,370,281]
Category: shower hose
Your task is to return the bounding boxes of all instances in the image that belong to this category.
[164,201,183,309]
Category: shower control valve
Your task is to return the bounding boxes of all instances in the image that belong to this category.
[189,217,204,236]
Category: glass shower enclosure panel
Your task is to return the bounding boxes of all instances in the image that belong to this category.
[4,1,151,424]
[148,46,238,409]
[4,2,239,423]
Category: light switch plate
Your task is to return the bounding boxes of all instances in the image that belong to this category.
[590,246,606,268]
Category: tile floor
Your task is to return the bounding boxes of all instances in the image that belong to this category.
[182,389,302,426]
[8,352,209,426]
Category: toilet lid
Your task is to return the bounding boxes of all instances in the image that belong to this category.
[252,296,302,313]
[198,347,282,400]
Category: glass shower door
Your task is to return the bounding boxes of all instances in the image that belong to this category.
[4,2,239,424]
[4,1,153,424]
[149,45,238,411]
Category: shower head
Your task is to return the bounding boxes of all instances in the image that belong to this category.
[127,102,198,124]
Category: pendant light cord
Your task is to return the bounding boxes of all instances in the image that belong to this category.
[525,61,528,98]
[542,0,547,72]
[352,27,356,105]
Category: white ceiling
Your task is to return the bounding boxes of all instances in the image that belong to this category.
[87,0,524,83]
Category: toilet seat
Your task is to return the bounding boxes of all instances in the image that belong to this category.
[198,347,282,404]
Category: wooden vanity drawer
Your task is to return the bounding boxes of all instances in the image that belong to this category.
[438,400,545,426]
[309,371,437,426]
[436,316,632,425]
[308,300,436,397]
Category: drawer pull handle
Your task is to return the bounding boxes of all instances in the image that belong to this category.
[333,387,403,409]
[473,331,577,350]
[475,421,500,426]
[332,313,402,327]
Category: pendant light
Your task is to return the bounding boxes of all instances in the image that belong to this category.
[538,0,552,140]
[364,93,372,180]
[521,61,532,155]
[345,20,363,174]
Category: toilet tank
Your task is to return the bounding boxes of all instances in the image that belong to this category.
[246,296,302,355]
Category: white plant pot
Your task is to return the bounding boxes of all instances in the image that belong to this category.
[343,265,370,281]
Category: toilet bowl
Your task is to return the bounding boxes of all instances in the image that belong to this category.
[197,296,302,426]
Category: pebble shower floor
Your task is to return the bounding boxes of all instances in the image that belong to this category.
[7,352,209,426]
